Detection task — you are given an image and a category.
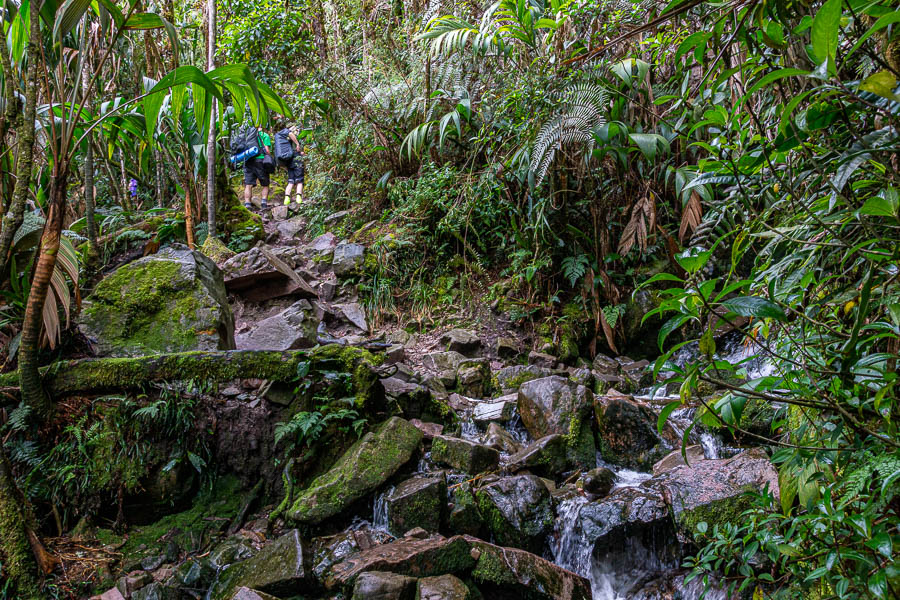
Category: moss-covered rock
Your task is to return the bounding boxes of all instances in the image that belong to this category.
[288,417,422,524]
[416,574,471,600]
[517,377,595,469]
[431,436,500,475]
[469,539,591,600]
[207,530,309,600]
[387,473,447,536]
[475,475,554,553]
[595,394,674,471]
[219,203,265,252]
[199,235,236,264]
[507,435,568,477]
[78,245,235,357]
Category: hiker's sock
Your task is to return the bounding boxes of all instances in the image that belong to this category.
[295,195,302,204]
[261,197,268,209]
[243,201,252,209]
[284,195,291,206]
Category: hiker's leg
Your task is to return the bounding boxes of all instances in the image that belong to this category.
[259,169,270,209]
[296,181,303,203]
[243,184,253,207]
[284,182,294,205]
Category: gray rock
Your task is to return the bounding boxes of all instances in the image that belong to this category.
[457,363,487,398]
[336,302,369,332]
[270,205,289,220]
[387,474,447,535]
[325,209,351,223]
[475,475,553,552]
[495,365,554,393]
[441,329,481,355]
[352,571,416,600]
[275,216,305,241]
[507,435,568,476]
[495,337,519,359]
[409,419,444,440]
[591,353,619,376]
[528,351,557,368]
[231,588,281,600]
[333,243,366,275]
[208,530,309,599]
[653,445,706,475]
[416,574,470,599]
[472,396,515,424]
[580,467,615,497]
[595,394,675,470]
[301,232,337,260]
[235,299,318,350]
[131,583,179,600]
[422,351,466,373]
[469,539,592,599]
[517,377,595,468]
[431,436,500,474]
[78,245,235,357]
[481,423,521,454]
[318,280,337,301]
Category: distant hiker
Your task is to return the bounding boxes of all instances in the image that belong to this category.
[128,178,138,199]
[274,125,304,208]
[242,126,273,209]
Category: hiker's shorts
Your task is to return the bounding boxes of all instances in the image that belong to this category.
[243,157,270,187]
[283,157,305,184]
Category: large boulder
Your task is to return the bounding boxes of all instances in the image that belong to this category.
[289,418,423,524]
[431,436,499,475]
[507,435,568,477]
[517,377,594,469]
[235,299,318,350]
[333,242,366,275]
[595,394,674,470]
[475,475,553,552]
[481,423,521,454]
[78,245,235,357]
[387,474,447,535]
[208,530,309,600]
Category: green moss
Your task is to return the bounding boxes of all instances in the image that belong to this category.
[676,489,755,540]
[310,345,384,408]
[502,371,539,391]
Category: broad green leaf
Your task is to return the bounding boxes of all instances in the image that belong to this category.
[676,247,711,274]
[53,0,92,41]
[657,400,681,434]
[811,0,841,67]
[721,296,787,321]
[629,133,669,159]
[859,70,900,101]
[860,191,899,217]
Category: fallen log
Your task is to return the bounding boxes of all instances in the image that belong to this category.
[0,346,385,401]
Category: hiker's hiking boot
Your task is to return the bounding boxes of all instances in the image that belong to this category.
[261,199,268,209]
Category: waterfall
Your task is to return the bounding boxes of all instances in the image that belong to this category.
[372,486,392,532]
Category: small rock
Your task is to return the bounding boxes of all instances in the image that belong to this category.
[409,419,444,440]
[528,351,557,368]
[325,209,351,223]
[595,394,675,470]
[302,232,337,259]
[351,571,416,600]
[592,353,619,375]
[117,571,152,596]
[231,588,281,600]
[495,337,519,359]
[482,423,521,454]
[416,574,470,599]
[517,376,595,469]
[131,583,179,600]
[271,205,289,220]
[93,588,126,600]
[208,530,309,599]
[387,330,412,345]
[653,446,706,475]
[336,302,369,332]
[318,280,337,301]
[404,527,430,539]
[447,483,481,536]
[387,474,447,535]
[275,216,305,241]
[431,436,500,474]
[422,351,466,373]
[495,365,553,393]
[580,468,616,497]
[472,397,515,424]
[332,242,366,275]
[441,329,481,355]
[235,299,318,351]
[386,344,407,364]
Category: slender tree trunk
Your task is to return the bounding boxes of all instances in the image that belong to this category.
[82,54,98,255]
[19,163,68,421]
[206,0,217,237]
[155,149,165,207]
[119,148,131,211]
[0,446,43,600]
[0,35,19,212]
[184,186,196,248]
[0,0,40,281]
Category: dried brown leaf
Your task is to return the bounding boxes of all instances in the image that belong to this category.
[679,191,703,243]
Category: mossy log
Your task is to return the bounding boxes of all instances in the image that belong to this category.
[0,346,384,400]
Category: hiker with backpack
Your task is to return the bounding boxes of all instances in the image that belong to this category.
[230,123,274,210]
[274,125,304,208]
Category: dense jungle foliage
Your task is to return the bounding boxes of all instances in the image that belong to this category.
[0,0,898,597]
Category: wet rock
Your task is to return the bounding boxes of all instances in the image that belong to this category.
[572,484,672,554]
[591,353,619,376]
[336,302,369,332]
[409,419,444,440]
[235,299,318,350]
[472,396,515,424]
[387,474,447,535]
[507,435,568,476]
[527,351,557,368]
[289,417,423,523]
[431,436,500,474]
[173,558,214,588]
[481,423,520,454]
[312,532,363,582]
[327,535,475,590]
[467,538,591,600]
[416,574,470,599]
[78,245,235,357]
[662,448,779,539]
[231,588,281,600]
[131,583,179,600]
[495,365,553,393]
[447,483,482,536]
[333,242,366,275]
[441,329,481,355]
[301,232,337,260]
[595,394,674,470]
[208,530,308,600]
[475,475,553,552]
[567,368,594,389]
[653,445,705,475]
[580,467,615,497]
[517,377,595,469]
[495,337,519,359]
[351,571,416,600]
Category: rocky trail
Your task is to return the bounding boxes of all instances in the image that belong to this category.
[76,205,780,600]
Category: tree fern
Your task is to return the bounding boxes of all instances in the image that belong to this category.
[530,82,607,185]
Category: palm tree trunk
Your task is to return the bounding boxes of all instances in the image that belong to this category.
[0,446,43,600]
[18,164,68,421]
[206,0,217,237]
[0,0,40,282]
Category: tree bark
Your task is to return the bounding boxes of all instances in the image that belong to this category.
[206,0,217,237]
[18,164,68,421]
[0,446,43,599]
[0,0,40,282]
[0,347,385,398]
[82,52,98,255]
[0,32,19,212]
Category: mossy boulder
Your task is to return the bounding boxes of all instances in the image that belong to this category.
[207,530,309,600]
[517,377,595,469]
[475,475,554,553]
[595,394,674,471]
[199,235,236,264]
[507,435,568,477]
[78,245,235,357]
[288,417,423,524]
[386,473,447,536]
[431,436,500,475]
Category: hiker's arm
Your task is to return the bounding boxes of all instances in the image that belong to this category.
[289,132,301,153]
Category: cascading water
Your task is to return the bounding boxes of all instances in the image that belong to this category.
[372,486,392,532]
